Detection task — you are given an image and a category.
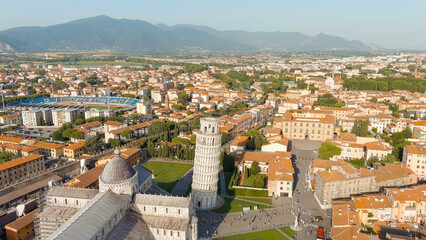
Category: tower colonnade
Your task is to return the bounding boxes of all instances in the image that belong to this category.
[191,117,222,209]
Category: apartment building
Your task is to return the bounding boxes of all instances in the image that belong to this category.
[0,154,45,186]
[314,164,377,208]
[369,114,396,134]
[352,194,392,224]
[32,142,66,158]
[331,201,369,240]
[327,140,364,161]
[0,113,21,125]
[0,144,39,157]
[151,88,165,103]
[313,160,417,208]
[402,145,426,179]
[5,209,38,240]
[136,100,152,115]
[274,110,334,141]
[52,108,79,126]
[104,120,127,133]
[364,141,392,161]
[386,186,426,224]
[84,109,112,119]
[22,110,43,126]
[79,121,103,133]
[95,147,142,167]
[235,151,294,198]
[63,141,85,159]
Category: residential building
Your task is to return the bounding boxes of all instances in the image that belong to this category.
[32,142,66,158]
[52,108,79,126]
[229,136,248,152]
[79,121,103,133]
[364,141,392,161]
[84,109,112,119]
[331,201,370,240]
[22,110,43,126]
[63,141,85,159]
[386,186,426,224]
[274,110,334,141]
[352,194,392,224]
[402,145,426,180]
[0,154,45,186]
[0,113,21,125]
[95,147,142,167]
[136,100,152,115]
[5,209,38,240]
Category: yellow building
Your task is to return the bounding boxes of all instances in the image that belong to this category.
[0,154,45,186]
[5,209,38,240]
[95,147,141,167]
[63,141,85,159]
[274,110,334,141]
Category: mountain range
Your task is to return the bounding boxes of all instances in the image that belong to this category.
[0,15,381,53]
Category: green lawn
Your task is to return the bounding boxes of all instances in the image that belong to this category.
[236,196,272,205]
[142,161,193,193]
[213,197,270,214]
[279,226,295,239]
[215,229,287,240]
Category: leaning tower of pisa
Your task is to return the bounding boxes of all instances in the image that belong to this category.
[191,117,221,209]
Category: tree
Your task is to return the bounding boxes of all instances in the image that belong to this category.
[250,161,260,176]
[401,128,412,139]
[221,132,227,144]
[366,156,380,167]
[121,129,133,138]
[254,136,262,151]
[62,128,74,140]
[318,142,342,159]
[314,93,341,107]
[84,136,103,154]
[130,114,139,123]
[40,117,46,126]
[74,119,85,125]
[52,130,63,141]
[70,131,85,140]
[78,82,87,88]
[0,151,17,163]
[109,138,121,148]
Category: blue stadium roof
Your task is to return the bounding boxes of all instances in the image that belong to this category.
[8,97,140,107]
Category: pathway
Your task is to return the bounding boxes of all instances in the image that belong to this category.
[171,169,193,196]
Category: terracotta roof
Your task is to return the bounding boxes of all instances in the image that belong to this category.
[405,145,426,155]
[0,113,20,119]
[63,141,85,150]
[317,170,345,182]
[387,187,426,203]
[5,209,38,231]
[34,141,66,149]
[0,136,24,144]
[365,141,391,151]
[230,136,249,147]
[80,121,102,129]
[0,154,44,172]
[64,164,105,188]
[104,120,124,127]
[352,194,391,209]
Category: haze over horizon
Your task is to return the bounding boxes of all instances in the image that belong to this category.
[1,0,425,50]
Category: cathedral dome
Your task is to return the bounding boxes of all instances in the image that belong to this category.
[100,149,136,184]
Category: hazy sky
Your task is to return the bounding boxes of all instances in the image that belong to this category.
[1,0,425,49]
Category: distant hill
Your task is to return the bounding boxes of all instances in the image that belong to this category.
[0,15,381,53]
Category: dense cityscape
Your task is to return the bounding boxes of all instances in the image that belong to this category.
[0,0,425,239]
[0,51,424,240]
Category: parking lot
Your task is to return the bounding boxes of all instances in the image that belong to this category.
[13,126,59,138]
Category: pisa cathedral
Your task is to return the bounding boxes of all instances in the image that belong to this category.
[35,150,198,240]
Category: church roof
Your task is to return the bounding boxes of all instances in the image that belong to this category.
[134,194,191,208]
[100,149,136,184]
[48,190,131,240]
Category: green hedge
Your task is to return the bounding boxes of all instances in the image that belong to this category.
[227,169,268,197]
